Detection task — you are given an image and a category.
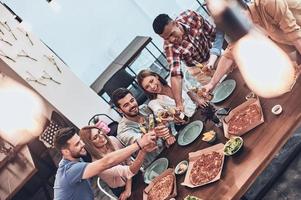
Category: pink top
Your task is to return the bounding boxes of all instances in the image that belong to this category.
[96,136,134,188]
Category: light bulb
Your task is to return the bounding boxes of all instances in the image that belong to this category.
[232,31,295,97]
[207,0,296,98]
[0,76,46,145]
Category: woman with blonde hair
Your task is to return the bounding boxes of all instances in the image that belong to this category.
[79,126,153,200]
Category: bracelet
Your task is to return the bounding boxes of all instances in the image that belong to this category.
[163,134,171,140]
[135,140,142,150]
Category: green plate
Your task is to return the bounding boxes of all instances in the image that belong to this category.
[211,79,236,103]
[177,120,204,146]
[144,157,169,184]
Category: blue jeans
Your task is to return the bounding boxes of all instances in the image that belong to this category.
[196,6,225,56]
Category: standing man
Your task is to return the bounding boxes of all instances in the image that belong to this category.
[53,127,156,200]
[203,0,301,92]
[112,88,174,168]
[152,10,224,111]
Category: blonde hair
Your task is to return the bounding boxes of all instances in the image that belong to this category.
[79,126,115,160]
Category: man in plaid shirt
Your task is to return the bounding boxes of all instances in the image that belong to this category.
[153,10,224,111]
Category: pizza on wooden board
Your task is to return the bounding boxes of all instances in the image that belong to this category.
[189,151,223,186]
[147,174,174,200]
[228,104,261,135]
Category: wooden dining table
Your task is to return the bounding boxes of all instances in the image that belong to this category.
[130,69,301,200]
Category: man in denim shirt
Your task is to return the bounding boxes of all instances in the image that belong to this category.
[53,126,156,200]
[113,88,171,168]
[152,10,224,112]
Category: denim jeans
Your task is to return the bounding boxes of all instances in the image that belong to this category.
[196,5,225,56]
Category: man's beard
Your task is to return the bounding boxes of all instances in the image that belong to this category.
[70,148,86,159]
[124,106,139,117]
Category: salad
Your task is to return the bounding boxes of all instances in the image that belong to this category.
[224,137,243,155]
[184,195,203,200]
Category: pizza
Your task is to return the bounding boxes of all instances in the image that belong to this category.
[228,104,261,135]
[189,151,223,186]
[196,88,213,101]
[147,174,174,200]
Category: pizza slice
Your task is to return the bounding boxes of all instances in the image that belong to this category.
[148,174,174,200]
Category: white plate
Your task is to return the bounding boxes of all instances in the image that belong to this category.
[211,79,236,103]
[177,120,203,146]
[144,157,169,184]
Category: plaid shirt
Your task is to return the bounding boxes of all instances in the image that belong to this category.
[164,10,216,77]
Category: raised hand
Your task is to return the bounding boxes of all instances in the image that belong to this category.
[138,130,156,148]
[165,135,176,146]
[154,124,170,138]
[196,98,209,109]
[202,82,215,94]
[175,103,184,113]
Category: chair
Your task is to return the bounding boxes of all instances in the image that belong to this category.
[25,111,72,200]
[97,177,117,200]
[102,68,148,106]
[88,114,119,137]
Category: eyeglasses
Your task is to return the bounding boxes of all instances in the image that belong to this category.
[92,129,105,141]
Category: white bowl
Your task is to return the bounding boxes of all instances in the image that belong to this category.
[272,105,282,115]
[174,160,188,175]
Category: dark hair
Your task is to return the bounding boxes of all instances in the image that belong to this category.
[54,127,77,150]
[238,0,249,10]
[153,14,172,34]
[137,69,168,100]
[111,88,133,108]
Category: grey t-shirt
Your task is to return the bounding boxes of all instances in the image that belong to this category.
[53,158,94,200]
[117,105,164,168]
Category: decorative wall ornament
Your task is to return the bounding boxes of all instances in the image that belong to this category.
[25,32,33,45]
[44,54,62,73]
[17,50,37,61]
[41,70,61,84]
[0,50,15,62]
[0,137,14,156]
[0,21,17,40]
[0,37,12,46]
[17,27,33,46]
[25,71,46,86]
[0,137,17,168]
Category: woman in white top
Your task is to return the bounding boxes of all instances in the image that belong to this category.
[137,69,209,118]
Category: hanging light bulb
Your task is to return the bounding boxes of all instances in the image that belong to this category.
[207,0,295,98]
[0,76,46,145]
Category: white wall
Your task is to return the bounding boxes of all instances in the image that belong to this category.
[0,3,120,129]
[1,0,199,85]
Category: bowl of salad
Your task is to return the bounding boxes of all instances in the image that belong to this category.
[223,136,244,156]
[184,195,203,200]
